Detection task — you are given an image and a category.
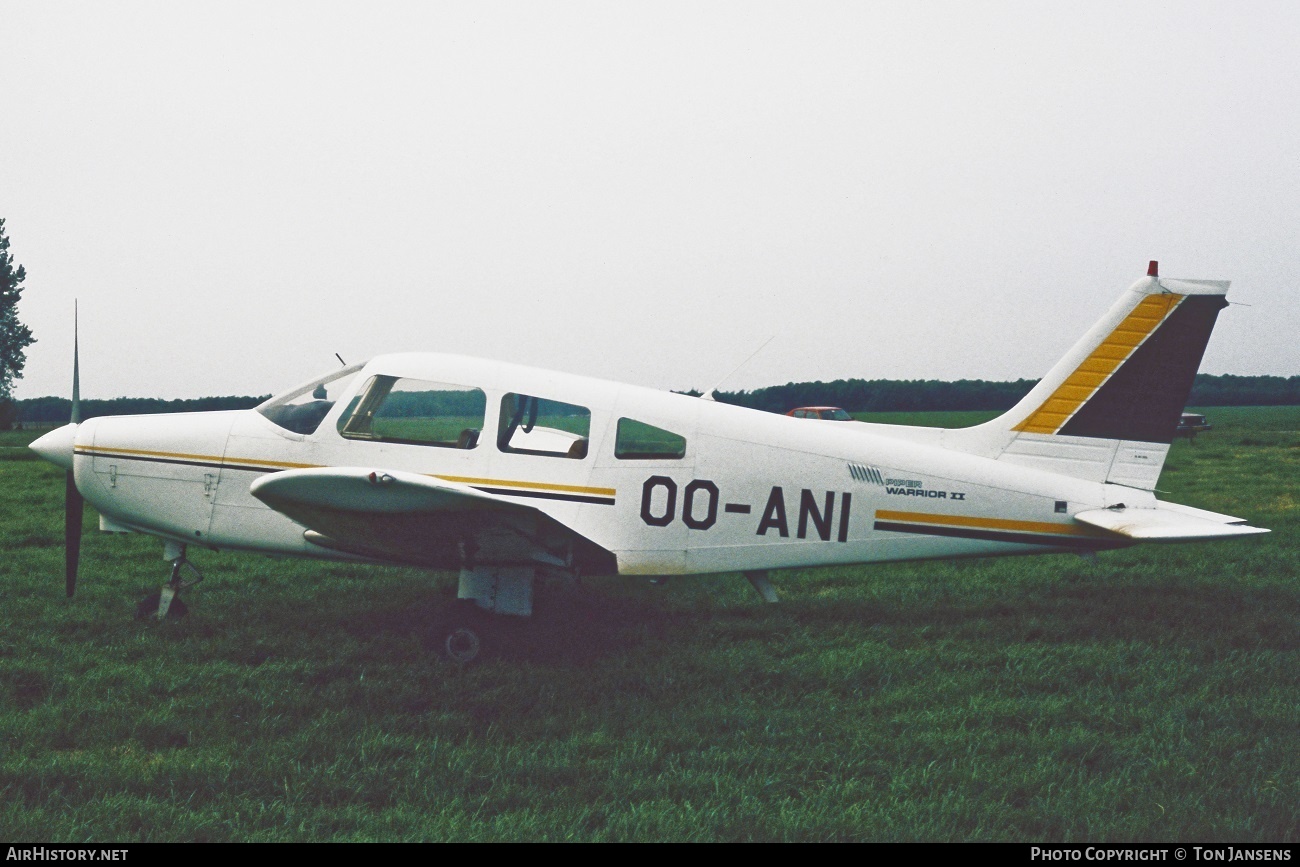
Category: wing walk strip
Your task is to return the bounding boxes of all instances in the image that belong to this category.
[1012,293,1183,435]
[73,446,617,505]
[873,509,1125,549]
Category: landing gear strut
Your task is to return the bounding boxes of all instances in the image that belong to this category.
[135,542,204,620]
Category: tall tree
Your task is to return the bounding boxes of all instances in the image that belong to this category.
[0,219,35,426]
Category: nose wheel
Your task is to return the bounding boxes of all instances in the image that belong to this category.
[136,546,204,620]
[134,591,189,620]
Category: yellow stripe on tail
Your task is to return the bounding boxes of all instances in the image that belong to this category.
[1012,293,1183,434]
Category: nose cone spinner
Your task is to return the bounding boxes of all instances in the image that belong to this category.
[30,423,78,470]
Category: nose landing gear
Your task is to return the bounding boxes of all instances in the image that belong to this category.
[135,542,205,620]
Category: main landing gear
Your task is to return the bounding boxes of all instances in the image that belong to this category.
[436,600,493,664]
[433,568,780,663]
[433,566,536,664]
[135,541,204,620]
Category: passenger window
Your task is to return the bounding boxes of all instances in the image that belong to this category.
[338,376,486,448]
[614,418,686,460]
[498,393,590,458]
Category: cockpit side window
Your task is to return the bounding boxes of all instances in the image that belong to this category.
[614,418,687,460]
[337,376,486,448]
[257,363,365,436]
[498,393,591,459]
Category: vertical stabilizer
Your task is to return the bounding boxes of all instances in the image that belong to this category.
[943,264,1230,490]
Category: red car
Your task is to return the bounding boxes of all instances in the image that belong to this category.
[786,406,855,421]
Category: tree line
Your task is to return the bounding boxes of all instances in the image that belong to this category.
[0,218,34,429]
[17,395,270,425]
[12,373,1300,426]
[707,372,1300,414]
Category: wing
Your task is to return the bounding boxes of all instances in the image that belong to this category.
[1074,502,1269,542]
[249,467,603,569]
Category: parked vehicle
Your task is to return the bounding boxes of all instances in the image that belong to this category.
[1175,412,1212,440]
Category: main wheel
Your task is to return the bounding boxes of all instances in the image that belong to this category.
[437,601,491,664]
[443,622,483,663]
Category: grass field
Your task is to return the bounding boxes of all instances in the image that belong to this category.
[1,408,1297,842]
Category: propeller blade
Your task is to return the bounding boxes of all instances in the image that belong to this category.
[65,469,84,597]
[71,301,80,424]
[66,300,83,597]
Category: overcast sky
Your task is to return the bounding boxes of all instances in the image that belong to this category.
[2,1,1297,400]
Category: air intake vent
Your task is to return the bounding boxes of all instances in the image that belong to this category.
[848,463,884,485]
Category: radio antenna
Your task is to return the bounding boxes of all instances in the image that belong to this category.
[699,334,776,402]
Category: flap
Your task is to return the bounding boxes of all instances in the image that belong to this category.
[1074,505,1269,542]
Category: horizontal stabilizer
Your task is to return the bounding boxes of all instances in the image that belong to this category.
[1074,504,1269,542]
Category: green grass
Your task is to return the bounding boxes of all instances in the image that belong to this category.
[0,427,53,453]
[0,410,1297,841]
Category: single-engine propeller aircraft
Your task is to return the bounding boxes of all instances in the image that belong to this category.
[31,262,1267,661]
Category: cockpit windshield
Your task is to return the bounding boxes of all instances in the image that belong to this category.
[257,362,367,435]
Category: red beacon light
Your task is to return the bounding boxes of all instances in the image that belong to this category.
[1148,260,1159,277]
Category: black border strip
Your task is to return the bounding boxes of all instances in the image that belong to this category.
[874,520,1121,549]
[472,486,615,506]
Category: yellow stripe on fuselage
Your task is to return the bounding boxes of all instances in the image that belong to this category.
[75,445,615,497]
[432,475,617,497]
[875,509,1103,537]
[1012,293,1183,435]
[75,445,321,470]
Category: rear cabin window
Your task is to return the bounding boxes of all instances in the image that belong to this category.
[498,393,591,459]
[338,376,486,448]
[614,418,687,460]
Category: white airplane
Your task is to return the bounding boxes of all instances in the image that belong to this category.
[30,262,1267,661]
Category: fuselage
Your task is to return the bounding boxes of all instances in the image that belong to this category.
[59,352,1143,575]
